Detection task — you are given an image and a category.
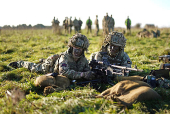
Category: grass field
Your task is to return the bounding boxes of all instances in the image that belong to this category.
[0,28,170,113]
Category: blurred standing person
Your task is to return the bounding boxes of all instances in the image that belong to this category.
[102,13,110,37]
[73,17,79,33]
[78,18,83,32]
[125,16,131,35]
[51,17,60,34]
[109,15,115,32]
[94,15,99,36]
[68,16,73,34]
[86,17,92,34]
[63,17,68,35]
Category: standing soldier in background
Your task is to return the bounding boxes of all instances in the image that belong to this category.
[94,15,99,36]
[73,17,79,33]
[86,17,92,34]
[125,16,131,35]
[68,16,73,34]
[109,15,115,32]
[51,17,60,34]
[102,13,110,37]
[63,17,69,35]
[78,18,83,32]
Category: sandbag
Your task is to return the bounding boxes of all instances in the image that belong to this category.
[34,75,70,88]
[55,75,70,88]
[97,80,161,106]
[34,75,56,87]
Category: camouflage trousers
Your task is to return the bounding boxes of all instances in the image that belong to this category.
[95,25,99,36]
[17,54,59,73]
[109,26,114,32]
[157,77,170,88]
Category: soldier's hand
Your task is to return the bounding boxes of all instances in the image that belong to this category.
[82,71,95,80]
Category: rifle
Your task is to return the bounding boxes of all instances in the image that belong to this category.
[159,55,170,63]
[89,59,143,76]
[74,59,143,92]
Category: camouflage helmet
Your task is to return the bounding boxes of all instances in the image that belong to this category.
[68,33,89,51]
[102,31,126,49]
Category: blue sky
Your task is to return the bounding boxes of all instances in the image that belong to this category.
[1,0,170,28]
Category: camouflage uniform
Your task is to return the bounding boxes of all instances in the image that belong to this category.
[16,54,60,73]
[90,31,132,76]
[54,50,90,79]
[68,17,73,34]
[156,56,170,88]
[54,33,93,80]
[52,17,60,34]
[109,15,115,32]
[137,29,158,38]
[73,18,79,34]
[91,50,131,67]
[102,13,110,37]
[9,33,94,93]
[63,17,68,34]
[94,15,99,36]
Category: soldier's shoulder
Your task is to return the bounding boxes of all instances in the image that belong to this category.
[80,56,89,62]
[122,52,131,60]
[59,51,69,59]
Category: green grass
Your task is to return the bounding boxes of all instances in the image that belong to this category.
[0,28,170,113]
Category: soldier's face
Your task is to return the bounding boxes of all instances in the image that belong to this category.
[107,45,120,57]
[72,47,83,57]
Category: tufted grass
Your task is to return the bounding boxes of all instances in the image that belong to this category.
[0,28,170,113]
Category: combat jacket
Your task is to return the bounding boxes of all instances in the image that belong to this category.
[90,50,132,76]
[54,50,90,80]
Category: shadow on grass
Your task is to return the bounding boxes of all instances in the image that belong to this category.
[1,72,23,81]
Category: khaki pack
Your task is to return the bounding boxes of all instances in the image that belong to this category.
[96,80,161,106]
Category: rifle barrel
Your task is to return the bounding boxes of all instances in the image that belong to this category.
[95,60,143,72]
[110,64,143,72]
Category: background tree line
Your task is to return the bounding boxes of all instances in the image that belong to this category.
[2,24,52,30]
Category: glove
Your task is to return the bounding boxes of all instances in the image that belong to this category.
[81,71,95,80]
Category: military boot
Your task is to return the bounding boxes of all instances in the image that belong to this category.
[43,85,63,96]
[157,77,170,88]
[8,62,18,68]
